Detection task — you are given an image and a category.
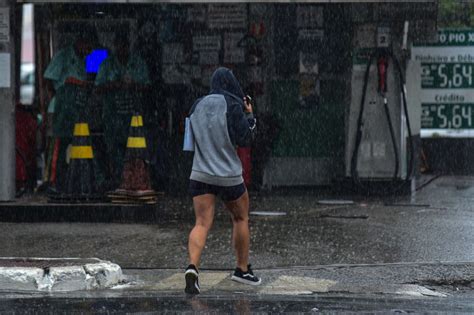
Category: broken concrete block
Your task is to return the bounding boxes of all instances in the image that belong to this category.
[0,267,44,291]
[84,261,123,288]
[0,258,123,292]
[48,266,88,291]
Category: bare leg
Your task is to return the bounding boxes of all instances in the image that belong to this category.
[188,194,216,268]
[224,190,250,271]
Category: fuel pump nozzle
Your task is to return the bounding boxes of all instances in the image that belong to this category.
[377,53,389,94]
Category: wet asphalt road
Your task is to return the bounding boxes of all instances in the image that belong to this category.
[0,176,473,269]
[1,293,474,313]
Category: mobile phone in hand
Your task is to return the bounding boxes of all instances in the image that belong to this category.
[245,95,252,105]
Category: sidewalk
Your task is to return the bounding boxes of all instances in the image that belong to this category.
[0,261,472,297]
[0,261,473,313]
[118,262,473,298]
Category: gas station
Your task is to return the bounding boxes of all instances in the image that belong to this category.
[3,3,474,312]
[0,0,458,205]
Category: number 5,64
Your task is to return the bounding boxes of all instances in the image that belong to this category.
[438,104,473,128]
[437,64,473,88]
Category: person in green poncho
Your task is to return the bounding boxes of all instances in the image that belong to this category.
[95,32,151,187]
[44,31,97,191]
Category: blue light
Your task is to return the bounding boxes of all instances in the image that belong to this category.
[85,49,108,74]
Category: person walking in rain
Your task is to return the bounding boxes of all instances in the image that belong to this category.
[184,67,260,295]
[44,29,97,190]
[95,32,150,186]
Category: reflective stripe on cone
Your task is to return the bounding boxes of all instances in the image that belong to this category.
[127,137,147,148]
[70,145,94,159]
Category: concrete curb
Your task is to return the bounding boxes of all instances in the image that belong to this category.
[0,258,123,292]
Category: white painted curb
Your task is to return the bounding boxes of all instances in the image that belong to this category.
[0,258,123,292]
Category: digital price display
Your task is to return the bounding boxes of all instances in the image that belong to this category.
[421,63,473,89]
[421,103,474,129]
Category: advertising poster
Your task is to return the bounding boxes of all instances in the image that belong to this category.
[199,51,219,65]
[187,7,207,23]
[223,33,245,64]
[296,6,323,29]
[208,4,247,29]
[299,52,319,74]
[193,35,221,51]
[0,8,9,43]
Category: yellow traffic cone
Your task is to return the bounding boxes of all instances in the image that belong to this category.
[108,114,158,204]
[49,122,101,203]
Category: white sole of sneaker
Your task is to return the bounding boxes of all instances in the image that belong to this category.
[185,269,199,276]
[231,275,262,286]
[185,271,200,294]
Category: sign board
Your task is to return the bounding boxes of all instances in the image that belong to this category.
[0,8,9,43]
[208,4,247,30]
[187,7,206,23]
[410,29,474,137]
[193,35,221,51]
[299,52,318,74]
[198,51,219,65]
[296,6,323,29]
[298,29,324,42]
[223,32,245,64]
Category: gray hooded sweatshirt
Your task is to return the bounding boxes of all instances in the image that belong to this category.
[189,67,256,186]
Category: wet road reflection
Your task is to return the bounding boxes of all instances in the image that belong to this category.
[1,295,473,313]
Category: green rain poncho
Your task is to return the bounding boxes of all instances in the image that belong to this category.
[44,46,89,138]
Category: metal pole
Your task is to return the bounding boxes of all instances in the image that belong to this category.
[0,0,16,201]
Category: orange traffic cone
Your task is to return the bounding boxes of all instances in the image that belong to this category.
[48,122,102,203]
[107,114,158,204]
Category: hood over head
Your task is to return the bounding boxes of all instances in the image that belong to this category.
[210,67,244,101]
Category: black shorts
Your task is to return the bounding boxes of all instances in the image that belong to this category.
[189,180,246,202]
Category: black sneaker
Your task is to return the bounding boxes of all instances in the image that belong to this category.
[231,264,262,286]
[184,264,200,294]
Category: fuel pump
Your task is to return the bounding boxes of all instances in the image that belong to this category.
[346,24,414,194]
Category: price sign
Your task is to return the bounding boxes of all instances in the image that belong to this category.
[409,29,474,136]
[421,63,473,89]
[421,103,474,129]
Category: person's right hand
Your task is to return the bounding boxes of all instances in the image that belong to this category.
[243,97,253,113]
[65,76,81,85]
[65,77,91,87]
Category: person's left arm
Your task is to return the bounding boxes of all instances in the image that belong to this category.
[227,97,256,148]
